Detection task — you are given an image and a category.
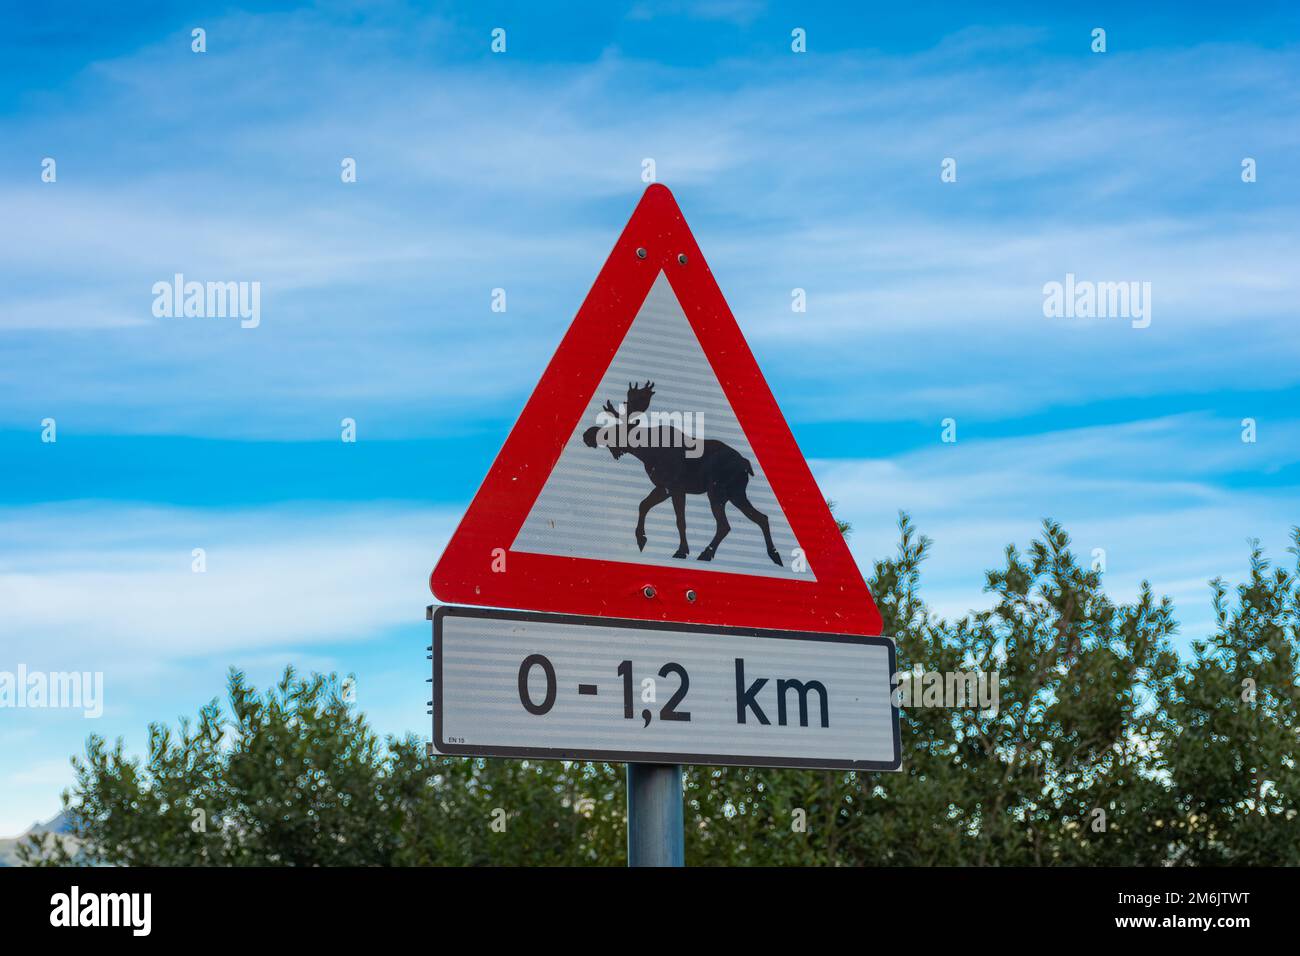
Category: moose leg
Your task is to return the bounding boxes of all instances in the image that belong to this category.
[670,491,689,558]
[636,486,670,551]
[697,493,730,562]
[732,490,782,566]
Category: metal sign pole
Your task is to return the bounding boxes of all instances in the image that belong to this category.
[626,763,684,867]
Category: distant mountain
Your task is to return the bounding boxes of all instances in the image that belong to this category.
[0,811,78,866]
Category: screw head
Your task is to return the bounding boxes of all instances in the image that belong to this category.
[685,589,697,603]
[643,585,656,599]
[636,247,647,259]
[677,253,688,265]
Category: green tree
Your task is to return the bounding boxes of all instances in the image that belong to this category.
[22,669,627,866]
[1162,534,1300,864]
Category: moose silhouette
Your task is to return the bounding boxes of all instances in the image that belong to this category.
[582,381,782,566]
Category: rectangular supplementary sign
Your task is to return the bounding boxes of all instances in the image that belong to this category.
[429,606,901,771]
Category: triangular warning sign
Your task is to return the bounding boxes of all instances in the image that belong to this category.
[430,184,882,636]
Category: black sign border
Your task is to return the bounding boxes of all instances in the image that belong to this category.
[429,605,902,772]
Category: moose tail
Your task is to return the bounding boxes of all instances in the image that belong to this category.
[745,458,754,476]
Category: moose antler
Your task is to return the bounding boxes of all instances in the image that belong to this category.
[626,380,655,418]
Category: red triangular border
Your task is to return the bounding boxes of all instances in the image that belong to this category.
[430,184,882,636]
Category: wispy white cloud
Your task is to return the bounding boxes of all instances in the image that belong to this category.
[0,293,151,330]
[819,414,1300,639]
[2,14,1296,436]
[0,503,457,670]
[626,0,767,25]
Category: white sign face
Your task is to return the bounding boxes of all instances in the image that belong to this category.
[429,606,901,771]
[511,272,811,581]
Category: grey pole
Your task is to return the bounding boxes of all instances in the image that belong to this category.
[626,763,684,867]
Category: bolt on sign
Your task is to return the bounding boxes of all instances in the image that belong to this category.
[428,184,899,771]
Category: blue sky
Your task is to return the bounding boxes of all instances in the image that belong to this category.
[2,1,1298,834]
